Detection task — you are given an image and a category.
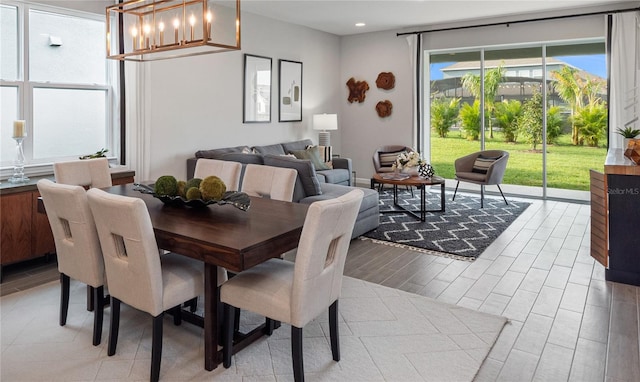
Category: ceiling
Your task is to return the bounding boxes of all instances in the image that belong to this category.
[240,0,632,36]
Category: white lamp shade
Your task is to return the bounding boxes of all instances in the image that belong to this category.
[313,114,338,131]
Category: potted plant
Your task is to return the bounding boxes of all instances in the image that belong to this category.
[616,126,640,148]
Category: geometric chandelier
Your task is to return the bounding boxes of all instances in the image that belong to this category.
[106,0,240,61]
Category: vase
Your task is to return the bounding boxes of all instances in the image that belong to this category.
[418,163,435,178]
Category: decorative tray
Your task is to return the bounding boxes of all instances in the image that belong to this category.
[133,183,251,211]
[379,173,411,180]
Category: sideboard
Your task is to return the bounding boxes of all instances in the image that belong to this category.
[0,169,135,281]
[590,149,640,286]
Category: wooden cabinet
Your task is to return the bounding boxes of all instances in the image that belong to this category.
[0,170,135,272]
[590,149,640,286]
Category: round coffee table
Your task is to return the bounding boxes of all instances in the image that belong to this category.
[370,173,445,221]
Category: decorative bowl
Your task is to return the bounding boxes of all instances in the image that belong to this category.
[134,184,251,211]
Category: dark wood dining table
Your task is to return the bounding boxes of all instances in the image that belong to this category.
[105,184,309,371]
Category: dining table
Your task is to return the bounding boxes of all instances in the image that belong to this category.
[105,183,309,371]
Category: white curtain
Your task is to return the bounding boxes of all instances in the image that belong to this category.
[405,34,424,156]
[609,11,640,149]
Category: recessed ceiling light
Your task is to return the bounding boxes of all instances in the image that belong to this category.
[355,22,366,27]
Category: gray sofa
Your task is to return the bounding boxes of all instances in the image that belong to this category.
[187,139,352,186]
[186,139,379,238]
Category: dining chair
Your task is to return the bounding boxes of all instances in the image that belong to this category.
[53,157,112,189]
[452,150,509,208]
[86,188,211,382]
[240,164,297,201]
[193,158,242,191]
[53,157,112,312]
[221,189,364,382]
[36,179,106,346]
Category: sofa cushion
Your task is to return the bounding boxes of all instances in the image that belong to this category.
[195,145,249,158]
[220,153,264,165]
[317,169,350,185]
[263,154,322,197]
[378,149,406,168]
[301,183,378,215]
[253,143,286,156]
[281,139,314,153]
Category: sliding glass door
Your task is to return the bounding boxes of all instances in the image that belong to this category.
[425,40,606,198]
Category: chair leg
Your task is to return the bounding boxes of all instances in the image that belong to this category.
[452,181,460,201]
[60,273,70,326]
[150,313,163,382]
[172,305,182,326]
[329,300,340,362]
[497,184,508,205]
[92,286,105,346]
[87,285,94,312]
[108,297,121,356]
[480,185,484,208]
[222,303,235,368]
[291,326,304,382]
[264,318,275,336]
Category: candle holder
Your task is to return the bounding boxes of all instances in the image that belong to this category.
[8,137,29,183]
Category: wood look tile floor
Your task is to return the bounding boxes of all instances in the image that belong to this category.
[2,193,639,381]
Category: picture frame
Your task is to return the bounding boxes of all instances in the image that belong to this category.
[243,54,272,123]
[278,59,303,122]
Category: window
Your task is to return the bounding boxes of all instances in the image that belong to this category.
[1,2,117,172]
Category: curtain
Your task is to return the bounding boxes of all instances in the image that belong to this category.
[406,34,424,156]
[125,61,151,180]
[609,11,640,149]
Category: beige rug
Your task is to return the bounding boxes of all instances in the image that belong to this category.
[1,276,507,381]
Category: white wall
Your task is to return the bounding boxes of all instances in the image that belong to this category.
[132,12,341,180]
[339,31,415,183]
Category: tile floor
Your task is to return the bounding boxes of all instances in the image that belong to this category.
[342,192,640,382]
[2,191,640,381]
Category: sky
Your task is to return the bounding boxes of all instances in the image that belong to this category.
[430,54,607,80]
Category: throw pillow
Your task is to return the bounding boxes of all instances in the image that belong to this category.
[472,154,501,174]
[263,154,322,196]
[290,148,332,170]
[305,145,333,169]
[379,150,407,168]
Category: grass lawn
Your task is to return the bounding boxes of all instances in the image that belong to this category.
[430,132,607,191]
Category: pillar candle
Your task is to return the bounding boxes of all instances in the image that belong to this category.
[13,120,26,138]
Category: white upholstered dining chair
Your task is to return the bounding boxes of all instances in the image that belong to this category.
[36,179,106,346]
[240,164,297,202]
[53,157,112,189]
[193,158,242,191]
[86,188,209,382]
[221,189,364,382]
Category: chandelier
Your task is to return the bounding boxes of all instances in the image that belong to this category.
[106,0,240,61]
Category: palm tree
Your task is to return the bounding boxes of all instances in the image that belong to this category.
[552,66,583,145]
[461,64,505,139]
[494,99,522,143]
[431,97,460,138]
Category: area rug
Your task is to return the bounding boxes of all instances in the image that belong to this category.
[363,189,530,260]
[1,277,507,381]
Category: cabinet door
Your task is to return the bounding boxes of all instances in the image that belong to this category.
[1,192,33,265]
[32,191,56,255]
[589,170,608,267]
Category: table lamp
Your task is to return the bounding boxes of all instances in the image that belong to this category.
[312,113,338,146]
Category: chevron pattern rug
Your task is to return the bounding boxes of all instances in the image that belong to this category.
[362,189,530,260]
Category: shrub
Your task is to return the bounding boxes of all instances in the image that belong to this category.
[431,97,460,138]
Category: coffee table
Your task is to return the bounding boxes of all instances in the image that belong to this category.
[370,173,445,221]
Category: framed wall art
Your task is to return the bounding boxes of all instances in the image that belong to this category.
[278,59,302,122]
[243,54,272,123]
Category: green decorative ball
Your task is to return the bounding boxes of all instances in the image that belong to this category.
[177,180,187,198]
[199,176,226,201]
[185,178,202,190]
[154,175,178,196]
[185,187,202,200]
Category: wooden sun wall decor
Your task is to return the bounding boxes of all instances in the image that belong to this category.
[376,72,395,90]
[376,100,393,118]
[346,77,369,103]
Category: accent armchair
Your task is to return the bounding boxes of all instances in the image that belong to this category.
[452,150,509,208]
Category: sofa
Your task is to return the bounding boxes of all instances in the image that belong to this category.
[186,139,379,238]
[187,139,352,186]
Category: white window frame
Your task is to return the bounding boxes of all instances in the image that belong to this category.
[1,1,118,178]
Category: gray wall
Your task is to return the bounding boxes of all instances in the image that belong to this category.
[135,12,341,180]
